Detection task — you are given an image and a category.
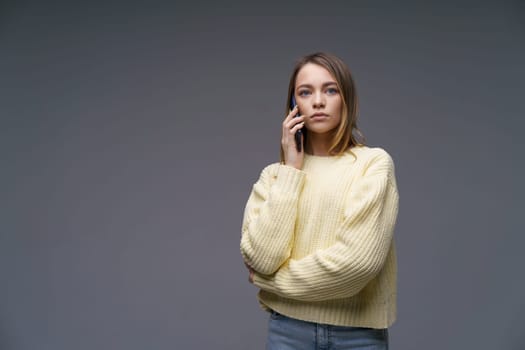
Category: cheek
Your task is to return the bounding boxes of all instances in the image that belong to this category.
[333,99,343,118]
[334,103,344,126]
[297,100,308,114]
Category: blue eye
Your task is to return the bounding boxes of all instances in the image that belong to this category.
[326,88,339,95]
[298,90,311,96]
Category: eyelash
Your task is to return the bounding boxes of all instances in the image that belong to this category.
[298,90,310,96]
[298,88,339,96]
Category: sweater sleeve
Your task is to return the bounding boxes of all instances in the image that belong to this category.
[240,164,306,275]
[252,152,399,301]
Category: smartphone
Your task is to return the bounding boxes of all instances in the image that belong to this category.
[290,95,303,152]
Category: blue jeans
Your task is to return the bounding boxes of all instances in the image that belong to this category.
[266,311,389,350]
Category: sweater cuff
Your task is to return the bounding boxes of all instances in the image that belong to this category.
[274,165,306,194]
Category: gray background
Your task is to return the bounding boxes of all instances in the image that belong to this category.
[1,1,524,349]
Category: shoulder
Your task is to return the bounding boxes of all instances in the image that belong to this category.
[260,162,281,176]
[253,162,280,184]
[348,146,396,175]
[350,145,393,160]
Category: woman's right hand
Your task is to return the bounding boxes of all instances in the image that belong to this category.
[281,105,305,169]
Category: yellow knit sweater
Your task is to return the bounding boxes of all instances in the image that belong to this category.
[240,145,399,328]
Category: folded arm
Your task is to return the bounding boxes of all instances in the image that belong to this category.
[252,154,399,301]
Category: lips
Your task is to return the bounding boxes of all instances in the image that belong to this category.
[311,113,328,120]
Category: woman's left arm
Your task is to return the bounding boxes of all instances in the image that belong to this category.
[252,153,399,301]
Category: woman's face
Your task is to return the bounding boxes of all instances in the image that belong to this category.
[294,63,343,136]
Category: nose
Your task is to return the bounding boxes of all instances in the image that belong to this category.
[313,91,325,108]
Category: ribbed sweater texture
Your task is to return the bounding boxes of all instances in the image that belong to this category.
[240,146,399,328]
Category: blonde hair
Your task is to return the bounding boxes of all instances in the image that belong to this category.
[280,52,365,162]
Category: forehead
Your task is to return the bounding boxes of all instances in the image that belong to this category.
[295,63,336,86]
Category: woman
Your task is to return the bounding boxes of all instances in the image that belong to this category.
[240,52,399,349]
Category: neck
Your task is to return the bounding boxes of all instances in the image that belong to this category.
[305,132,334,156]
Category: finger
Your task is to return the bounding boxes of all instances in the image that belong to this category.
[284,115,305,130]
[289,122,305,134]
[283,105,299,124]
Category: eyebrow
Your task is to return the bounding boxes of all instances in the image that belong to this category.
[296,82,338,89]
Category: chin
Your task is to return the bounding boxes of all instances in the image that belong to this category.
[307,125,339,135]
